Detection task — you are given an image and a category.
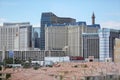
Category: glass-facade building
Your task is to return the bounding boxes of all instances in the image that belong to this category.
[33,27,40,48]
[33,27,40,38]
[40,12,76,50]
[99,28,120,61]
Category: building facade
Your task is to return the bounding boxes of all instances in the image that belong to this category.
[68,25,83,56]
[99,28,120,61]
[82,33,99,59]
[40,12,76,50]
[114,38,120,63]
[32,27,40,49]
[45,25,68,50]
[45,22,100,57]
[0,22,32,51]
[0,50,66,61]
[68,22,100,56]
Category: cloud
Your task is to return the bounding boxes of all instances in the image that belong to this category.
[0,18,6,26]
[101,21,120,29]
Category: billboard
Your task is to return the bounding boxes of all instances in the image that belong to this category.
[8,51,14,58]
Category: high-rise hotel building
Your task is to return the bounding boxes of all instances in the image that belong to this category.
[99,28,120,61]
[40,12,76,50]
[0,22,32,51]
[45,25,68,50]
[45,22,100,57]
[45,13,100,57]
[68,22,100,56]
[82,33,99,59]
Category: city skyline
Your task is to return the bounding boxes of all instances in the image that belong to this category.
[0,0,120,29]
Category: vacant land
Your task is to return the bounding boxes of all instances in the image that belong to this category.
[2,62,120,80]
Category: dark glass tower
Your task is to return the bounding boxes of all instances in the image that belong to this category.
[40,12,76,50]
[33,27,40,48]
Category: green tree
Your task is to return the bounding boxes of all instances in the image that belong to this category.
[5,58,13,64]
[14,58,22,64]
[28,57,32,66]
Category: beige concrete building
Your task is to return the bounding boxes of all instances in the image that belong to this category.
[114,38,120,62]
[68,25,85,56]
[45,13,100,57]
[45,26,68,50]
[45,22,100,57]
[68,23,99,56]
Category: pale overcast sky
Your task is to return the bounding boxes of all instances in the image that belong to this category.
[0,0,120,29]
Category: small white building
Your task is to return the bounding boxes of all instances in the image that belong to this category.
[44,56,70,64]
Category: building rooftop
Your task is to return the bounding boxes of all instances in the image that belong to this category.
[3,22,30,27]
[48,21,86,27]
[98,28,120,33]
[87,24,100,28]
[82,33,98,36]
[48,22,101,29]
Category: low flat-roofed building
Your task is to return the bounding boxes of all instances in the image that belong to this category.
[0,50,66,61]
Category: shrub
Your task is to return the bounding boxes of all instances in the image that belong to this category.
[23,63,31,68]
[0,66,2,71]
[84,64,88,68]
[6,74,11,79]
[33,63,39,70]
[33,66,39,70]
[81,64,88,68]
[74,65,78,68]
[46,65,53,67]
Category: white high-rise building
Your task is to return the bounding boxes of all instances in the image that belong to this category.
[0,22,32,51]
[98,28,120,61]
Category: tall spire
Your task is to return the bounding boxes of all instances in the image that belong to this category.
[92,12,95,25]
